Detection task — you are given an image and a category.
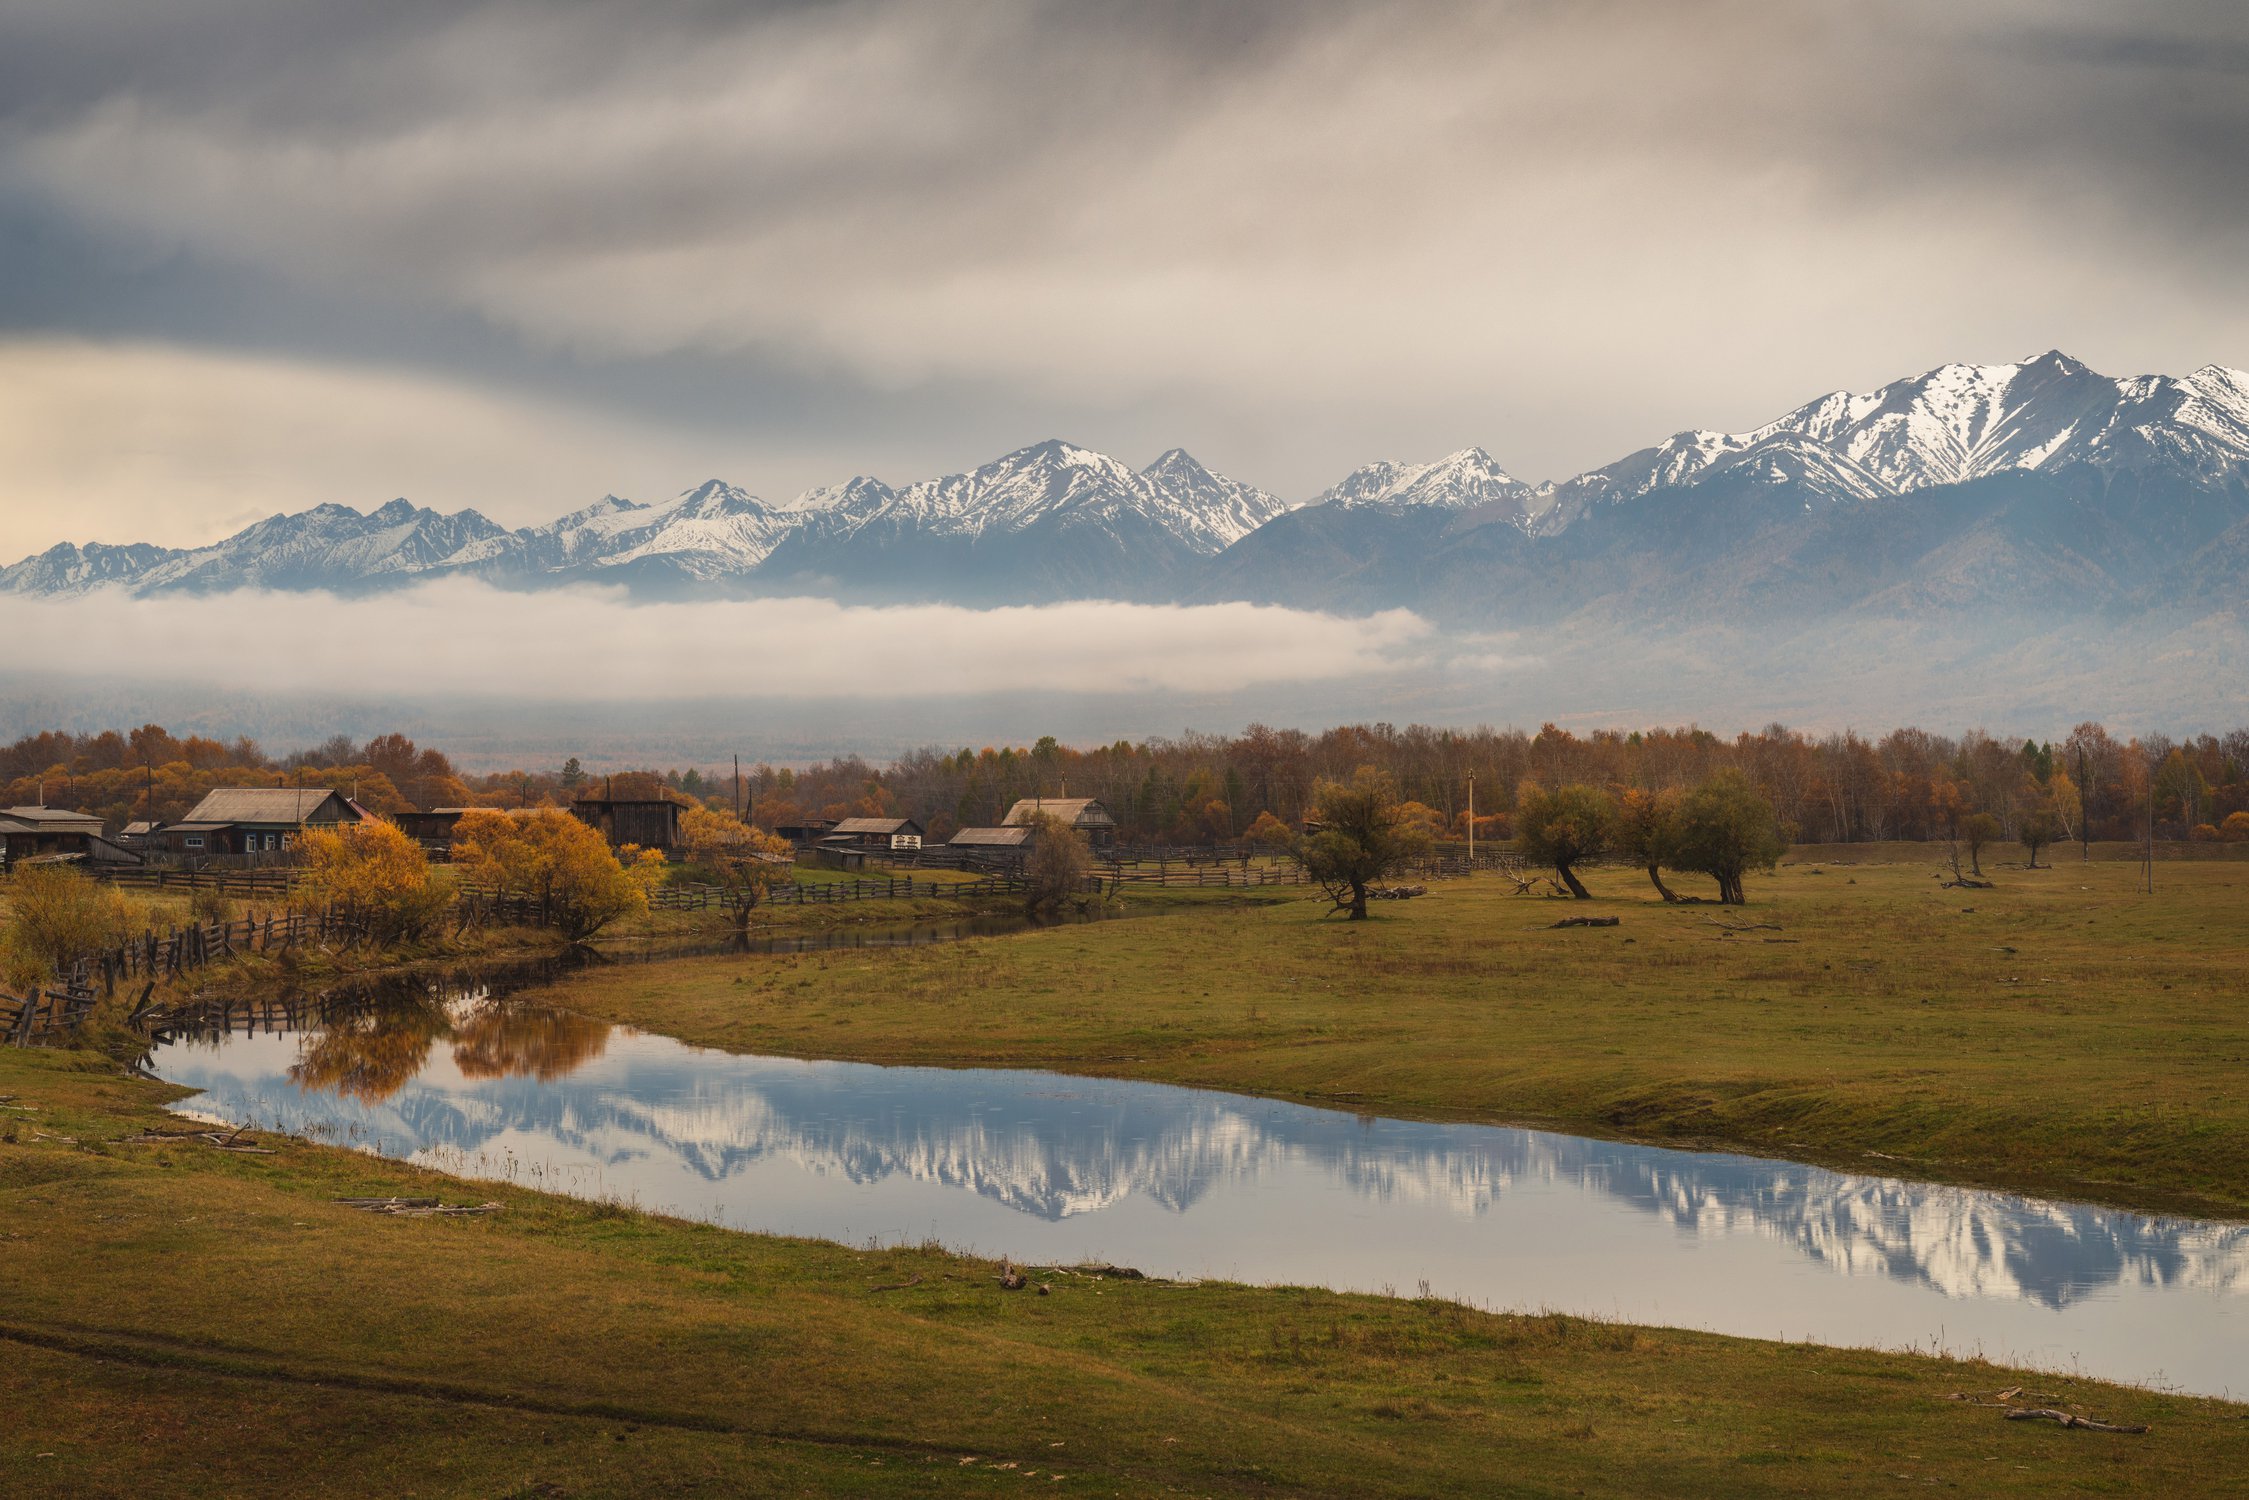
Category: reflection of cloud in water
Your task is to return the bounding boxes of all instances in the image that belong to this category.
[155,999,2249,1317]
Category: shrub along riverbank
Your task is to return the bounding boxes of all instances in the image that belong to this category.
[531,858,2249,1221]
[1,1045,2242,1497]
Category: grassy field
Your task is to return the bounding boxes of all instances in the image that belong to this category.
[3,1045,2242,1498]
[535,856,2249,1220]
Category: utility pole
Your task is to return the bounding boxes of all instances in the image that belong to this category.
[734,754,742,823]
[2077,744,2090,864]
[1467,773,1475,865]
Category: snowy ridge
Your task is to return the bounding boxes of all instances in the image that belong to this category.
[5,353,2246,599]
[1542,351,2249,528]
[1315,448,1535,520]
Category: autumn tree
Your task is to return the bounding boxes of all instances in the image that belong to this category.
[2018,804,2062,868]
[2,865,137,989]
[1667,771,1787,905]
[1960,812,2002,878]
[298,819,452,943]
[1614,787,1684,902]
[1513,782,1616,899]
[1244,810,1295,850]
[451,809,648,940]
[1022,812,1095,915]
[2224,811,2249,842]
[681,806,794,928]
[1296,767,1433,919]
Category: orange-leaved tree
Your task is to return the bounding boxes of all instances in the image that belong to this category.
[451,808,648,940]
[298,819,452,943]
[680,807,794,927]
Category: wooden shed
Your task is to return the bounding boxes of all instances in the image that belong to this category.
[829,816,925,851]
[0,807,142,868]
[570,795,684,854]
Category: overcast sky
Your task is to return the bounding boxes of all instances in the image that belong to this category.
[5,0,2248,557]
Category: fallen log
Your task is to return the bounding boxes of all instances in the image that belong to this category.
[1547,916,1620,929]
[2004,1408,2149,1435]
[1075,1263,1146,1281]
[334,1196,502,1217]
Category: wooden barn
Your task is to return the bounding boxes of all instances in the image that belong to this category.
[570,794,683,854]
[160,787,368,857]
[0,807,142,868]
[948,824,1033,867]
[771,818,837,848]
[1001,797,1116,847]
[828,816,925,851]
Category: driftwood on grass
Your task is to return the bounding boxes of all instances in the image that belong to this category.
[1547,916,1620,929]
[868,1274,925,1293]
[1945,1389,2148,1434]
[1703,917,1782,933]
[2004,1408,2149,1433]
[334,1196,502,1217]
[1943,877,1996,890]
[998,1259,1027,1291]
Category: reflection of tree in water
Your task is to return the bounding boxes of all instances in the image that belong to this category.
[451,1003,611,1083]
[289,996,452,1104]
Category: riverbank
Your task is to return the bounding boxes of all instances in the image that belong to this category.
[2,1045,2239,1497]
[530,858,2249,1221]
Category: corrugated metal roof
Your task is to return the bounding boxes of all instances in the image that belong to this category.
[177,788,356,825]
[830,817,922,835]
[949,825,1032,846]
[1001,798,1114,828]
[0,806,103,827]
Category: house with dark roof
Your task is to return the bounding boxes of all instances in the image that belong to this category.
[1001,797,1116,846]
[160,787,367,856]
[0,806,142,868]
[829,816,925,851]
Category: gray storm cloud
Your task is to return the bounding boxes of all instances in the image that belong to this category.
[0,583,1435,700]
[1,1,2246,532]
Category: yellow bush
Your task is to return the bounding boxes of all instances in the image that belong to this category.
[299,819,451,942]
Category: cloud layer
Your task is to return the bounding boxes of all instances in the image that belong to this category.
[0,581,1434,701]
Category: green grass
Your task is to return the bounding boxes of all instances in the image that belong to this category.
[2,1046,2241,1498]
[538,857,2249,1219]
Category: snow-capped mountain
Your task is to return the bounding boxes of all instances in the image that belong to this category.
[755,439,1296,602]
[6,354,2246,617]
[1315,448,1536,518]
[1541,350,2249,528]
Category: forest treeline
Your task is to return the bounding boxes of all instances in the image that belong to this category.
[7,720,2248,847]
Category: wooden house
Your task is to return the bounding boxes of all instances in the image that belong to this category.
[811,841,869,871]
[570,795,683,854]
[161,788,367,857]
[772,818,838,848]
[1001,797,1116,846]
[0,807,142,868]
[828,816,925,851]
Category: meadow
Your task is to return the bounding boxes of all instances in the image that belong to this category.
[544,853,2249,1219]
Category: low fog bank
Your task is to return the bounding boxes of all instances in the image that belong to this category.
[4,587,2242,768]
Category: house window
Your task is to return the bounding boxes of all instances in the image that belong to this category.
[184,835,205,849]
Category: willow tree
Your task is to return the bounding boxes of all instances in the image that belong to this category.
[1668,770,1787,905]
[1513,782,1616,899]
[1297,767,1432,919]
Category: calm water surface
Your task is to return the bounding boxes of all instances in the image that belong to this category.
[144,969,2249,1398]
